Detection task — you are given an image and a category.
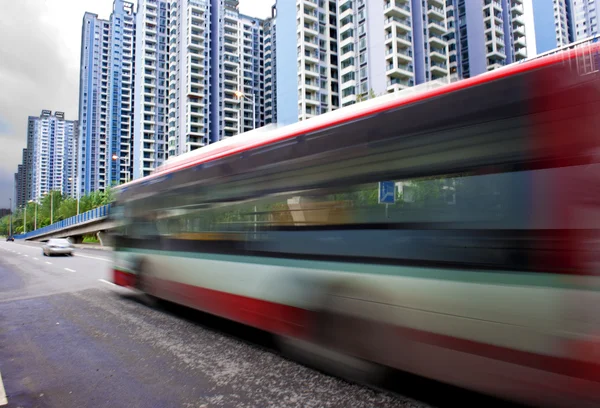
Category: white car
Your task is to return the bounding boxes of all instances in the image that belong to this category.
[42,238,74,257]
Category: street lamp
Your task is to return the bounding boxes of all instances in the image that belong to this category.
[68,177,79,215]
[44,191,54,225]
[23,204,27,234]
[112,154,130,184]
[8,198,12,237]
[234,90,256,132]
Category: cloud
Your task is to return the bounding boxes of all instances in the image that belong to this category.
[0,0,84,202]
[0,116,11,134]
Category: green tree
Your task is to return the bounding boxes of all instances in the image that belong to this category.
[356,88,380,103]
[58,198,78,220]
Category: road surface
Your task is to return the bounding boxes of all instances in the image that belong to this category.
[0,240,521,408]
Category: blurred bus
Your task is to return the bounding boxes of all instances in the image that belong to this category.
[110,44,600,407]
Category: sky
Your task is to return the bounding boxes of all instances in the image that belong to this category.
[0,0,274,209]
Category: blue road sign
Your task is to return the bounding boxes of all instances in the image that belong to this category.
[378,181,395,204]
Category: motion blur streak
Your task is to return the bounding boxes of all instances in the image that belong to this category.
[110,43,600,407]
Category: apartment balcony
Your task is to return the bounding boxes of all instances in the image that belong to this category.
[386,47,412,64]
[429,33,447,48]
[429,48,447,62]
[387,78,413,93]
[223,75,237,85]
[304,80,320,91]
[340,5,353,20]
[223,92,240,103]
[486,47,506,59]
[384,16,411,33]
[384,1,411,19]
[304,95,320,106]
[303,38,319,50]
[223,104,238,113]
[515,47,527,60]
[190,29,206,41]
[304,51,319,63]
[430,61,448,75]
[513,34,526,47]
[386,62,413,78]
[511,3,524,16]
[512,14,524,26]
[427,5,445,20]
[187,86,204,98]
[385,31,412,49]
[487,62,505,71]
[188,39,205,53]
[189,109,205,120]
[224,30,237,41]
[427,19,447,35]
[189,58,204,70]
[486,0,502,12]
[223,55,239,67]
[190,11,206,25]
[303,23,319,36]
[304,66,319,78]
[223,121,238,132]
[304,7,318,22]
[512,23,525,37]
[188,98,205,109]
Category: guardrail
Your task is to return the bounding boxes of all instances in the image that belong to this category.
[15,204,112,240]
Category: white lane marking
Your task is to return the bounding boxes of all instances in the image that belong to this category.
[45,262,52,265]
[0,369,7,406]
[98,279,116,286]
[64,268,76,273]
[33,257,39,260]
[76,254,111,262]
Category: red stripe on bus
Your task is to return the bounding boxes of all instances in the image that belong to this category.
[113,269,137,288]
[113,270,312,339]
[113,269,600,384]
[398,327,600,383]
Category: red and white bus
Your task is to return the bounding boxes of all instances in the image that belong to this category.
[110,44,600,407]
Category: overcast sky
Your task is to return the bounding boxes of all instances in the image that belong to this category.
[0,0,274,209]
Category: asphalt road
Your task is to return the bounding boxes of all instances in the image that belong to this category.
[0,240,432,408]
[0,241,524,408]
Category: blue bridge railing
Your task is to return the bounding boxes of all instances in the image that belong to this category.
[15,204,111,240]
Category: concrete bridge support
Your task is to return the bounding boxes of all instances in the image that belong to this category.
[97,231,111,247]
[70,235,84,244]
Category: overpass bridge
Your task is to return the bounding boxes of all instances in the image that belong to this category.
[15,204,119,245]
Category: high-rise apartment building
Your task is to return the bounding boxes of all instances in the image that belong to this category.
[209,1,266,141]
[263,13,277,125]
[275,0,340,125]
[133,0,169,179]
[275,0,452,122]
[446,0,528,79]
[107,0,136,185]
[532,0,574,54]
[14,161,26,209]
[27,111,78,202]
[15,111,78,206]
[15,117,36,207]
[572,0,600,40]
[78,12,112,195]
[167,0,211,156]
[78,1,135,195]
